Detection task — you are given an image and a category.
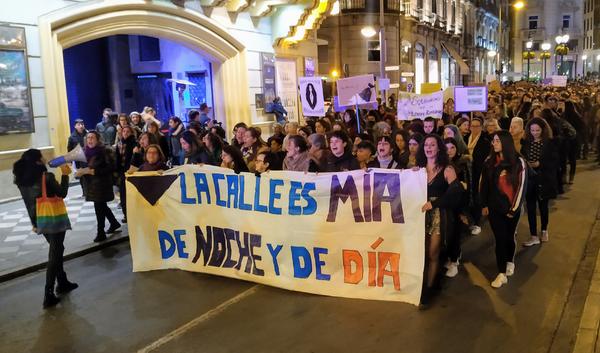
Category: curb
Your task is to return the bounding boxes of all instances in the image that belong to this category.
[0,235,129,284]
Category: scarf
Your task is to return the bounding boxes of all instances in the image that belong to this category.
[467,133,480,155]
[84,145,102,162]
[284,151,311,172]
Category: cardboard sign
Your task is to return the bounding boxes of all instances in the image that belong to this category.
[127,166,427,305]
[551,75,567,87]
[420,83,442,94]
[298,77,325,117]
[337,74,377,106]
[454,86,488,112]
[488,80,502,93]
[397,91,444,120]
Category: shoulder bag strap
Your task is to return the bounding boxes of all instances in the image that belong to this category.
[41,172,47,199]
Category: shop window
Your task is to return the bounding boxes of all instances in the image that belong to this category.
[138,36,160,62]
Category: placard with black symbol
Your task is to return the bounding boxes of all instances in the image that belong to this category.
[298,77,325,117]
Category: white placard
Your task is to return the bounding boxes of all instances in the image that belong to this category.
[551,75,568,87]
[454,86,488,112]
[396,91,444,120]
[337,74,377,106]
[275,59,299,122]
[298,77,325,117]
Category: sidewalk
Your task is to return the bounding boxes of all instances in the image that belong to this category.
[0,184,128,281]
[574,206,600,353]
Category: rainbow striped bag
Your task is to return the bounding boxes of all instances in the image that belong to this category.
[36,173,71,234]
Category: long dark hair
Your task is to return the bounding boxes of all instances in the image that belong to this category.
[222,145,249,173]
[485,130,522,189]
[13,149,47,187]
[180,130,200,157]
[416,134,449,168]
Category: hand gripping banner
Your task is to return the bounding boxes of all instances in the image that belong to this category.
[126,165,427,305]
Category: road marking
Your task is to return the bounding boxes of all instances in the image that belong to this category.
[137,285,260,353]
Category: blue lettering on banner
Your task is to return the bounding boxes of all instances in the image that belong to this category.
[268,179,284,215]
[313,247,331,281]
[301,183,317,215]
[158,230,188,259]
[212,173,226,207]
[288,181,303,216]
[193,173,211,204]
[267,243,283,276]
[291,246,313,278]
[180,173,196,204]
[158,230,176,259]
[226,174,239,209]
[238,175,253,211]
[253,176,268,213]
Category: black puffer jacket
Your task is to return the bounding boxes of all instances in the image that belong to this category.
[82,147,116,203]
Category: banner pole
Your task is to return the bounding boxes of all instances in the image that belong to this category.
[355,94,361,134]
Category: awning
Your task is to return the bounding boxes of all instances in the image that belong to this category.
[441,43,470,75]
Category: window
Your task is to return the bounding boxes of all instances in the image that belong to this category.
[367,40,381,62]
[318,45,328,63]
[529,16,538,30]
[563,15,571,28]
[432,0,437,14]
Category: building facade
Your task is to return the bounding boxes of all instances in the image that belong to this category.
[317,0,470,94]
[582,0,600,75]
[0,0,325,199]
[513,0,584,80]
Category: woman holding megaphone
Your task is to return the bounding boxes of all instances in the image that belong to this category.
[13,149,78,308]
[77,131,121,242]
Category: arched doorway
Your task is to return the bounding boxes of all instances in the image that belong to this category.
[39,0,251,155]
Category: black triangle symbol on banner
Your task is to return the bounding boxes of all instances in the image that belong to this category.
[127,175,179,206]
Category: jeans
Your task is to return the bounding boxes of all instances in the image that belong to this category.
[94,201,118,235]
[488,210,521,273]
[43,232,67,291]
[526,182,549,236]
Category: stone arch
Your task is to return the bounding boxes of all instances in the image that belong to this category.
[39,0,251,155]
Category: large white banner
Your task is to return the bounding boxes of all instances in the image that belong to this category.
[397,91,444,120]
[298,76,325,117]
[126,165,427,305]
[275,59,299,122]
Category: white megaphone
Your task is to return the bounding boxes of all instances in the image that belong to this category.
[48,145,87,167]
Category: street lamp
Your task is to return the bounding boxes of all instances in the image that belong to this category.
[555,34,570,75]
[540,42,551,79]
[524,40,534,80]
[497,1,526,77]
[360,0,386,102]
[582,55,587,77]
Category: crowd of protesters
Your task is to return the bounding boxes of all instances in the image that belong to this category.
[13,79,600,309]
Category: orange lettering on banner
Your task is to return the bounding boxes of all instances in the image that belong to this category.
[368,251,377,286]
[342,250,363,284]
[377,252,401,290]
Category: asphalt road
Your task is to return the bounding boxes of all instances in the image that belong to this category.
[1,162,599,353]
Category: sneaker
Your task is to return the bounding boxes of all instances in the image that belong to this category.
[93,233,107,243]
[470,225,482,236]
[491,273,508,288]
[523,236,541,247]
[445,262,459,278]
[506,262,515,276]
[541,230,549,242]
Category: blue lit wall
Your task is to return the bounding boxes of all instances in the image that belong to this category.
[63,38,111,132]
